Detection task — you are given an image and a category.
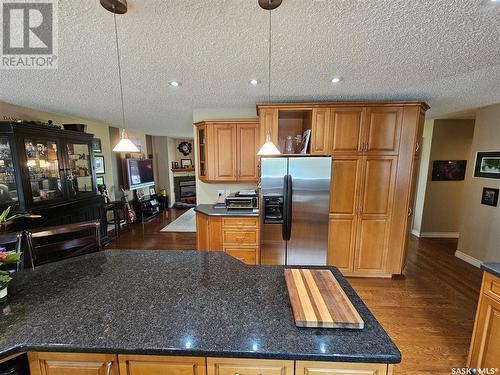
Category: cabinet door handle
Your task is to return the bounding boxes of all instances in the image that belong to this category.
[408,207,413,217]
[415,142,420,152]
[105,362,112,375]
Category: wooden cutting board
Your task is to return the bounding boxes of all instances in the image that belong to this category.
[284,269,364,329]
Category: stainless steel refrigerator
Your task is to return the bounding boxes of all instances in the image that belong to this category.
[260,156,332,266]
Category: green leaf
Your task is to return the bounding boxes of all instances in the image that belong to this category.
[0,206,11,221]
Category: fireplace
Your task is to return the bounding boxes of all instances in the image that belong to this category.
[174,176,196,204]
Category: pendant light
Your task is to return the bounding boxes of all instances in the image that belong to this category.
[257,0,282,156]
[101,0,140,153]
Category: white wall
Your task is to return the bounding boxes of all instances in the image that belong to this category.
[412,120,434,236]
[457,103,500,264]
[192,108,259,204]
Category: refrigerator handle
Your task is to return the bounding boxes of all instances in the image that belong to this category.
[284,174,293,241]
[282,175,288,241]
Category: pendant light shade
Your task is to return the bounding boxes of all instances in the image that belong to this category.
[256,0,282,156]
[257,132,281,155]
[113,129,139,153]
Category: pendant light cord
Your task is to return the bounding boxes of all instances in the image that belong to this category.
[268,0,272,103]
[113,12,126,129]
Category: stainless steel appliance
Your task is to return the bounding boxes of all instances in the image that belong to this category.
[225,194,259,210]
[260,157,332,265]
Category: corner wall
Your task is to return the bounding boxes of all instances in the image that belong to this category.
[457,103,500,263]
[420,119,475,237]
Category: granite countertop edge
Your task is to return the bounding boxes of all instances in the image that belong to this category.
[195,204,259,217]
[0,344,400,364]
[481,262,500,278]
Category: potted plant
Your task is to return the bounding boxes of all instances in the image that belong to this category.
[0,206,41,232]
[0,247,21,302]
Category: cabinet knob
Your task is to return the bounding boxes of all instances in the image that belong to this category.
[415,142,420,153]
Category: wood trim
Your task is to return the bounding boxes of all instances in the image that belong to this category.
[0,352,24,364]
[194,119,259,126]
[256,101,429,114]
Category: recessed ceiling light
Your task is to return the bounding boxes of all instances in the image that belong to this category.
[169,81,181,87]
[331,77,343,84]
[249,79,261,86]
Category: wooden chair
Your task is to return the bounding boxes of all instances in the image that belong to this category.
[26,220,101,267]
[0,231,24,271]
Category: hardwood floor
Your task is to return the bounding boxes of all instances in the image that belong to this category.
[107,217,483,374]
[350,238,483,375]
[106,208,196,250]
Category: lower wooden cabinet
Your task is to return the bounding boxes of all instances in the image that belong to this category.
[468,271,500,367]
[119,355,206,375]
[28,352,119,375]
[196,213,260,265]
[207,358,294,375]
[28,353,395,375]
[295,360,392,375]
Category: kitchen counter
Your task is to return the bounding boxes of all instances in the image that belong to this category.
[0,250,400,364]
[481,262,500,278]
[195,203,259,217]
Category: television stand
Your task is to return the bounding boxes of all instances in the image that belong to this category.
[132,194,161,223]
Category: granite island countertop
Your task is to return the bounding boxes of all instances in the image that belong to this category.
[0,250,400,364]
[481,262,500,278]
[195,204,259,217]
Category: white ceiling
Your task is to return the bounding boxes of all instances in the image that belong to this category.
[1,0,500,137]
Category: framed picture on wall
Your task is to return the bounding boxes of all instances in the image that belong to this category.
[474,151,500,179]
[181,158,192,168]
[92,138,102,153]
[96,176,104,186]
[431,160,467,181]
[481,187,499,207]
[94,156,105,174]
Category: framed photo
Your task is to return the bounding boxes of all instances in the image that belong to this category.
[474,151,500,179]
[92,138,102,153]
[431,160,467,181]
[94,156,105,174]
[481,187,499,207]
[181,158,192,168]
[96,176,104,186]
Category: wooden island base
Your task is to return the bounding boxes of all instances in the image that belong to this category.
[28,352,394,375]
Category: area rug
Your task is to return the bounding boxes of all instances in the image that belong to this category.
[160,208,196,233]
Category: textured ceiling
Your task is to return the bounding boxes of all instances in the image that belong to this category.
[1,0,500,137]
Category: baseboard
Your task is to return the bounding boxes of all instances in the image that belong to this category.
[455,250,481,268]
[419,232,460,239]
[411,229,421,237]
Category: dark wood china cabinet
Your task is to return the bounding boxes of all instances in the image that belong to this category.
[0,121,106,242]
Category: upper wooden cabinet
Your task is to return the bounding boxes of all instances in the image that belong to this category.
[330,108,365,154]
[195,120,259,182]
[310,108,331,154]
[364,107,403,155]
[29,352,119,375]
[259,108,279,146]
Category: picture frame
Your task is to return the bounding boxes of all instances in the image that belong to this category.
[181,158,192,168]
[96,176,104,186]
[481,187,499,207]
[92,138,102,153]
[431,160,467,181]
[474,151,500,179]
[94,156,105,174]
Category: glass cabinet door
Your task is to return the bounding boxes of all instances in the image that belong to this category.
[0,137,19,205]
[66,142,94,195]
[24,139,64,203]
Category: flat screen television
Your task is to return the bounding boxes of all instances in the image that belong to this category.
[125,159,154,190]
